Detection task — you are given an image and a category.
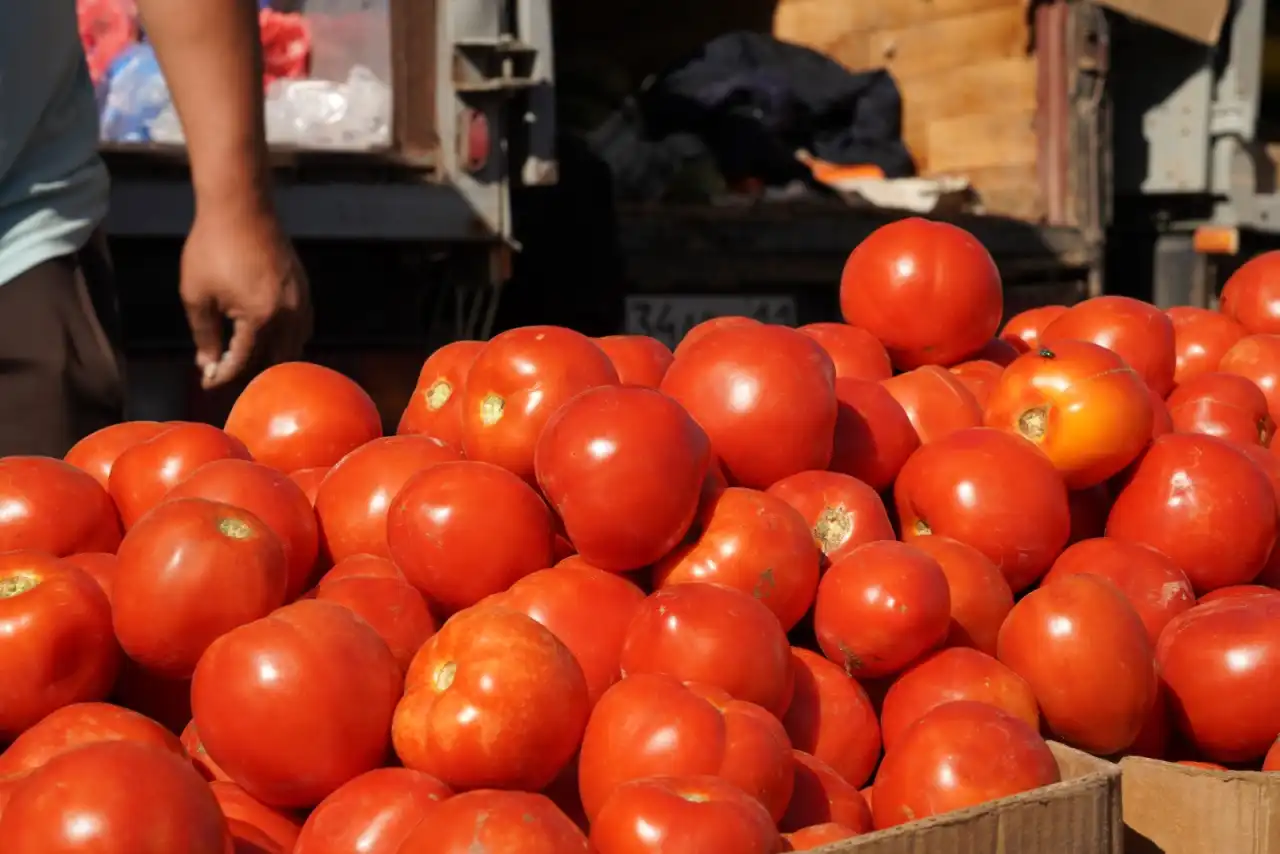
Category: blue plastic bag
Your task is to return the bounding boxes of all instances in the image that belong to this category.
[98,43,171,142]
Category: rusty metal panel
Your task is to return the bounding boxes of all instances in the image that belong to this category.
[390,0,441,160]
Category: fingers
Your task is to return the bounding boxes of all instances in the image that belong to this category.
[203,317,259,389]
[183,294,226,378]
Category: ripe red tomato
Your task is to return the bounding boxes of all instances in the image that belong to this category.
[64,420,168,489]
[590,776,782,854]
[1107,433,1277,593]
[797,323,893,381]
[0,456,122,555]
[881,366,983,445]
[997,574,1157,754]
[314,575,437,671]
[1219,334,1280,425]
[780,750,872,834]
[910,536,1013,656]
[289,466,328,505]
[783,823,860,849]
[840,218,1002,369]
[225,362,383,473]
[829,378,920,490]
[1149,387,1174,439]
[0,740,230,853]
[320,553,404,584]
[1166,372,1275,447]
[781,648,881,788]
[536,385,710,571]
[0,552,117,739]
[182,721,232,783]
[871,701,1060,829]
[396,340,485,444]
[673,316,761,360]
[387,460,555,614]
[652,487,820,631]
[1166,306,1247,386]
[211,780,302,854]
[1156,596,1280,763]
[1220,250,1280,334]
[1198,584,1280,604]
[767,470,896,567]
[168,458,320,600]
[1000,305,1069,354]
[1265,739,1280,771]
[1229,442,1280,587]
[0,702,184,779]
[191,600,403,808]
[1040,295,1178,397]
[948,359,1004,408]
[895,427,1071,591]
[393,606,589,792]
[61,551,117,603]
[594,335,675,387]
[1041,538,1195,643]
[400,790,590,854]
[984,340,1154,488]
[294,767,453,854]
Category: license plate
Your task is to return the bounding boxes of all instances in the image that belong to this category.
[624,295,799,350]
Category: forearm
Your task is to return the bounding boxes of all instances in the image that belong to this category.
[136,0,272,216]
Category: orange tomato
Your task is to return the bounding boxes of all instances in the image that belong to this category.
[1040,295,1178,397]
[881,366,984,445]
[396,340,484,444]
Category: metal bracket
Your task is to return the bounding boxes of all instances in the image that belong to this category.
[453,37,541,95]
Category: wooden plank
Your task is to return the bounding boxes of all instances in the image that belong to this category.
[925,109,1038,174]
[773,0,1022,45]
[865,7,1030,81]
[897,56,1038,125]
[965,164,1047,221]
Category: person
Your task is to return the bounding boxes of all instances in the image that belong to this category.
[0,0,312,458]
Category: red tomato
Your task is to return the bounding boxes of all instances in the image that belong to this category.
[0,552,118,739]
[871,700,1060,829]
[321,553,404,583]
[191,600,403,808]
[393,607,589,792]
[288,466,328,506]
[1041,538,1195,644]
[1040,295,1178,397]
[620,583,793,716]
[64,420,168,489]
[590,775,781,854]
[1219,334,1280,425]
[984,340,1154,488]
[797,323,893,381]
[0,740,230,853]
[767,470,896,567]
[314,575,437,671]
[879,647,1039,751]
[997,574,1157,754]
[109,422,252,528]
[1265,739,1280,771]
[661,325,838,488]
[62,551,117,603]
[948,359,1004,408]
[1107,433,1277,593]
[829,378,920,492]
[781,648,881,788]
[780,750,872,834]
[1220,250,1280,334]
[1167,372,1275,447]
[168,458,320,601]
[225,362,383,473]
[182,721,232,783]
[487,564,645,706]
[1124,681,1173,760]
[536,385,710,571]
[1149,386,1174,438]
[0,702,184,779]
[594,335,675,387]
[1000,305,1069,354]
[968,338,1021,367]
[840,218,1002,369]
[673,316,761,360]
[881,366,984,445]
[1067,484,1112,545]
[1232,442,1280,588]
[1167,306,1247,386]
[652,487,820,631]
[396,340,485,444]
[895,427,1071,592]
[387,460,555,614]
[910,536,1013,656]
[1199,584,1280,603]
[1156,596,1280,763]
[783,823,860,849]
[294,767,453,854]
[0,456,122,555]
[400,790,590,854]
[211,780,302,854]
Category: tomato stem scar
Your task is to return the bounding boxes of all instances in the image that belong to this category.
[480,394,505,426]
[1018,406,1049,442]
[0,572,40,598]
[426,380,452,411]
[218,518,253,539]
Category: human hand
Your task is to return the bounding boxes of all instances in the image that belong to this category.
[180,205,312,389]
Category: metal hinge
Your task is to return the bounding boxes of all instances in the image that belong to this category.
[453,37,540,94]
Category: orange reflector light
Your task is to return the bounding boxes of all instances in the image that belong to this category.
[1193,226,1240,255]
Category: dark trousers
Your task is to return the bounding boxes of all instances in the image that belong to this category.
[0,234,126,457]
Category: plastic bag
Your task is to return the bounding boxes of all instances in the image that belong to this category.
[263,65,391,148]
[78,0,139,85]
[98,43,172,142]
[260,9,312,86]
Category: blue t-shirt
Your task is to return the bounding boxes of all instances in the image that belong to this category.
[0,0,110,287]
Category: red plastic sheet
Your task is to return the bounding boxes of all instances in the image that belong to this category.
[260,9,312,86]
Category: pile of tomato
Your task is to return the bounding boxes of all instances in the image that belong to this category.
[2,217,1280,854]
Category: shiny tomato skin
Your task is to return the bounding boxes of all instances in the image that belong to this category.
[1226,442,1280,588]
[289,466,328,506]
[984,340,1154,489]
[211,780,302,854]
[1040,295,1178,397]
[1041,538,1195,644]
[1199,584,1280,603]
[191,600,403,808]
[1167,306,1247,386]
[1219,334,1280,425]
[387,460,556,615]
[595,335,675,387]
[948,359,1004,408]
[320,553,404,584]
[294,767,453,854]
[829,378,920,490]
[1220,250,1280,334]
[314,575,437,671]
[1107,433,1277,593]
[871,700,1060,829]
[780,750,872,834]
[225,362,383,473]
[673,316,761,360]
[0,456,122,555]
[895,427,1071,592]
[840,218,1002,369]
[62,551,117,603]
[396,340,485,444]
[0,702,184,779]
[0,552,118,740]
[590,775,781,854]
[781,648,881,788]
[168,458,320,601]
[536,385,710,572]
[910,536,1013,656]
[0,740,230,853]
[767,470,895,567]
[814,541,952,680]
[400,789,591,854]
[1156,596,1280,763]
[997,574,1157,754]
[64,421,168,489]
[1265,739,1280,771]
[660,324,837,487]
[797,323,893,381]
[1000,305,1069,354]
[881,366,984,445]
[1167,372,1275,447]
[393,606,589,792]
[783,823,860,849]
[182,721,232,783]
